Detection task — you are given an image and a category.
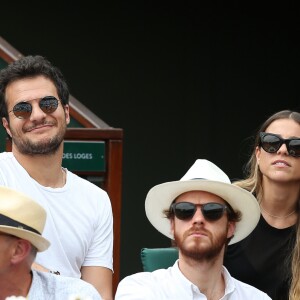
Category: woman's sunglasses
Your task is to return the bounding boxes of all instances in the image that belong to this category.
[259,132,300,157]
[170,202,229,221]
[9,96,59,119]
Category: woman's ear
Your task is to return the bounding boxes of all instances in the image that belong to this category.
[255,146,261,165]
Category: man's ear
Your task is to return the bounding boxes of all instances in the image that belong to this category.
[170,218,175,237]
[10,239,32,264]
[227,221,236,240]
[2,117,12,138]
[64,104,70,125]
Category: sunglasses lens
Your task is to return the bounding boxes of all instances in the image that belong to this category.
[39,96,59,113]
[172,202,226,221]
[13,102,32,119]
[173,202,195,220]
[261,134,281,153]
[260,133,300,157]
[202,203,225,221]
[288,140,300,157]
[11,96,59,119]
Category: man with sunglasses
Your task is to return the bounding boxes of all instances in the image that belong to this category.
[0,55,113,300]
[115,159,271,299]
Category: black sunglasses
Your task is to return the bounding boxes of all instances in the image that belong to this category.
[9,96,59,119]
[170,202,229,221]
[259,132,300,157]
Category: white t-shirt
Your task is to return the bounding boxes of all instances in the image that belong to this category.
[28,269,102,299]
[0,152,113,277]
[115,260,272,300]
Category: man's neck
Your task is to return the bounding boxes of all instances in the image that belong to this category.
[12,147,65,188]
[178,255,225,299]
[0,270,32,300]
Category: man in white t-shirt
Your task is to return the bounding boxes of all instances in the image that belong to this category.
[0,55,113,300]
[116,159,271,299]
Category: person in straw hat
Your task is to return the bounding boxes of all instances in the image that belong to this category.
[0,186,101,300]
[115,159,271,300]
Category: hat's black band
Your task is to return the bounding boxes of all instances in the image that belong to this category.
[0,214,41,235]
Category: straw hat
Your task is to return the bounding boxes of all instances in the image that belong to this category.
[0,186,50,251]
[145,159,260,245]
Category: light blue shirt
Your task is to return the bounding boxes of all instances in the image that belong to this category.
[27,270,102,299]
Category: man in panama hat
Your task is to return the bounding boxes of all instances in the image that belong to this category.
[0,186,101,300]
[116,159,271,299]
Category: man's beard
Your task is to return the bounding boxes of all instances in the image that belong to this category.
[10,122,66,155]
[174,225,228,262]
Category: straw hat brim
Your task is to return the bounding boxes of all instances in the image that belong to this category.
[0,225,50,252]
[145,179,260,245]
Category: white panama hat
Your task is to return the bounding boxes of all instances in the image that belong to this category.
[0,186,50,251]
[145,159,260,245]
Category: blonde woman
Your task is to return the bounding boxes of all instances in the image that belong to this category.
[224,110,300,300]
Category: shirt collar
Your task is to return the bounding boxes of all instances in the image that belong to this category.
[172,260,236,296]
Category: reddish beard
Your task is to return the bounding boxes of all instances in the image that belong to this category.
[174,224,228,261]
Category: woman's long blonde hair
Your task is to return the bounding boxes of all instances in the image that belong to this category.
[233,110,300,300]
